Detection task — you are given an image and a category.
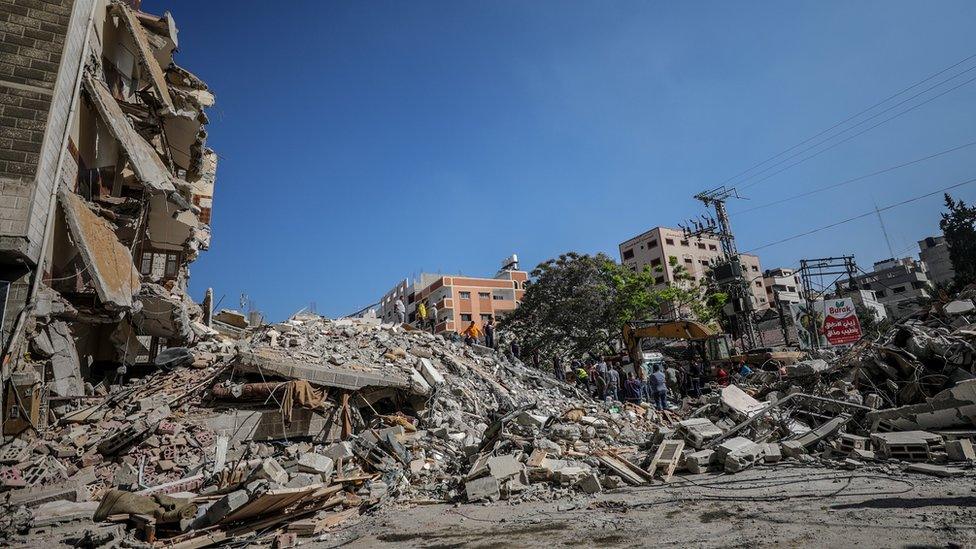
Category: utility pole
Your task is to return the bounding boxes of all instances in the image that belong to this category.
[681,186,758,350]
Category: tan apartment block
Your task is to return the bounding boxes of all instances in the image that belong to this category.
[379,262,528,334]
[618,226,769,309]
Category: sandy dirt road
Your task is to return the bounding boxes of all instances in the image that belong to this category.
[313,464,976,548]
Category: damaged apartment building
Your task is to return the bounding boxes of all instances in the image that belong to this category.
[0,0,217,431]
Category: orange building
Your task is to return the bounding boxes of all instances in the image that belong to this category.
[379,257,528,334]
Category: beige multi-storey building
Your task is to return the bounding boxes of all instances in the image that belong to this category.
[618,226,768,309]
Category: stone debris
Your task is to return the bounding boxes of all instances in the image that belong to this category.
[2,280,975,546]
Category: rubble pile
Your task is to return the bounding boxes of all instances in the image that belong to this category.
[2,293,975,546]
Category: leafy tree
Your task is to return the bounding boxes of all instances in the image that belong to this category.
[655,256,728,324]
[940,193,976,288]
[500,252,727,363]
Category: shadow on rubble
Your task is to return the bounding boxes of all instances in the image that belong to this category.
[831,496,976,510]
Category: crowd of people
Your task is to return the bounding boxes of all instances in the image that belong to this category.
[534,352,757,410]
[391,297,756,407]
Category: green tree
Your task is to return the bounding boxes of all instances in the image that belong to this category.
[940,193,976,288]
[500,252,727,363]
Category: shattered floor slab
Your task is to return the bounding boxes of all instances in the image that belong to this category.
[58,189,141,310]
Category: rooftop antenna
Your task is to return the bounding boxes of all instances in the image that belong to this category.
[874,201,896,259]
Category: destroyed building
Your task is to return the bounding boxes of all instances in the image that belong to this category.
[0,0,217,430]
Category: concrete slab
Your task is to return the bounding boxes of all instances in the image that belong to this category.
[59,189,141,309]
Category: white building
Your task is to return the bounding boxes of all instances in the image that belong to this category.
[918,236,954,287]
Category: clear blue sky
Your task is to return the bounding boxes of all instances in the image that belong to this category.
[145,0,976,321]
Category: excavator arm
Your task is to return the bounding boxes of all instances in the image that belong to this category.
[622,319,718,377]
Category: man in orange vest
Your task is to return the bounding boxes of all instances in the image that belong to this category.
[463,321,481,345]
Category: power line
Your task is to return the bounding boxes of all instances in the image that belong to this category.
[743,175,976,253]
[732,140,976,215]
[739,69,976,190]
[718,52,976,188]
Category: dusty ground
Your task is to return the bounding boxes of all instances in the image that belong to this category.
[316,464,976,548]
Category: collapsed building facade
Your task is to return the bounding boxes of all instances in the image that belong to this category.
[0,0,216,430]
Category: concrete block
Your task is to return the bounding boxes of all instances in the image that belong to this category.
[676,418,723,449]
[465,476,500,502]
[715,437,754,460]
[725,442,764,473]
[251,458,288,485]
[486,454,523,481]
[417,358,446,386]
[946,439,975,461]
[204,489,249,524]
[296,453,334,479]
[782,440,806,458]
[515,411,549,429]
[575,473,602,494]
[762,443,782,463]
[322,441,354,461]
[684,449,714,474]
[284,473,321,489]
[720,385,765,418]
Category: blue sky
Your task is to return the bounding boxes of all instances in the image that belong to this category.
[145,1,976,321]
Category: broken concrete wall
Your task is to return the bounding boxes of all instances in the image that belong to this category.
[867,379,976,431]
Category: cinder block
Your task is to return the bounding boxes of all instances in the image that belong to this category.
[465,476,500,502]
[946,439,975,462]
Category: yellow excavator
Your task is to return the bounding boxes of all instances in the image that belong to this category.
[621,319,804,378]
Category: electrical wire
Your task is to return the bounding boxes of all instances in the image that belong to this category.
[743,175,976,253]
[719,52,976,188]
[731,140,976,215]
[737,67,976,190]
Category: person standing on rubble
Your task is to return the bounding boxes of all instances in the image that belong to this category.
[665,363,680,399]
[463,321,481,345]
[484,317,496,348]
[649,365,668,410]
[608,366,621,401]
[417,301,428,328]
[428,302,438,332]
[688,360,703,397]
[553,355,564,381]
[510,339,521,360]
[395,298,406,324]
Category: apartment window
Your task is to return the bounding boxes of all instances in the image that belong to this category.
[708,244,717,251]
[876,290,886,298]
[460,313,472,321]
[893,286,906,294]
[787,286,796,292]
[650,258,661,267]
[478,292,491,299]
[459,291,471,299]
[480,314,492,322]
[665,238,675,246]
[696,242,706,250]
[751,265,759,272]
[684,257,693,264]
[164,253,179,277]
[679,240,689,247]
[140,252,152,275]
[701,259,710,266]
[755,280,762,287]
[492,294,506,301]
[622,249,635,260]
[647,239,658,249]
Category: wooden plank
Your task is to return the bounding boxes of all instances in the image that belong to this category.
[595,454,645,485]
[219,485,320,524]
